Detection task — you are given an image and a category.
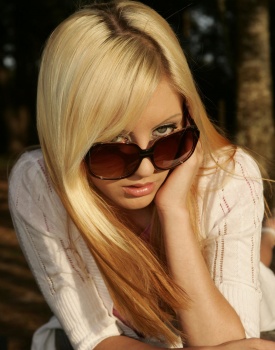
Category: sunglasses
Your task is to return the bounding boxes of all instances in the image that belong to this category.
[84,112,200,180]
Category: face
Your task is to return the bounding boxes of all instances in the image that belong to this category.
[90,78,183,216]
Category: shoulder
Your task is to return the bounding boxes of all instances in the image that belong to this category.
[232,148,262,179]
[9,148,50,192]
[8,148,64,227]
[197,147,264,237]
[197,149,264,245]
[9,148,53,204]
[198,147,263,190]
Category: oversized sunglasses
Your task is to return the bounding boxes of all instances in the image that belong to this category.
[84,111,200,180]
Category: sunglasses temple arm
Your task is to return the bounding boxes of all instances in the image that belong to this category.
[185,107,198,130]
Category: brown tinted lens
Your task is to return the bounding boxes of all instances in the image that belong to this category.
[153,129,195,169]
[89,143,140,179]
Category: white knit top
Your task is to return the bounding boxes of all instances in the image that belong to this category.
[8,148,264,349]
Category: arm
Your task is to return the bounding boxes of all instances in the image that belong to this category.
[94,335,275,350]
[8,151,122,350]
[201,150,264,338]
[155,144,245,347]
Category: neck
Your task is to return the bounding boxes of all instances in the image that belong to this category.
[119,204,154,235]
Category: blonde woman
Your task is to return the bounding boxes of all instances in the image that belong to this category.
[8,1,274,349]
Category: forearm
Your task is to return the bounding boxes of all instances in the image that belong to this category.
[159,209,245,346]
[94,336,182,350]
[94,335,275,350]
[94,335,215,350]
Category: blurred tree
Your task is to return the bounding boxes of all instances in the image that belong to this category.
[235,0,274,174]
[0,0,274,165]
[179,0,236,137]
[0,0,75,155]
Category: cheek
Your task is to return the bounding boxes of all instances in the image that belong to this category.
[90,178,120,200]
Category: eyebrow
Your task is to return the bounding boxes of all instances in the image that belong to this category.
[119,113,183,136]
[154,113,182,126]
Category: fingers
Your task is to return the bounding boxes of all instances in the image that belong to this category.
[155,141,203,210]
[219,337,275,350]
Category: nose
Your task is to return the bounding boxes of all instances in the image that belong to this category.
[133,157,155,178]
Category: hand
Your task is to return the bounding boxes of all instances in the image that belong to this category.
[154,141,203,213]
[206,337,275,350]
[185,338,275,349]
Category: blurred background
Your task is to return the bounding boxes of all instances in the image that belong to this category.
[0,0,275,349]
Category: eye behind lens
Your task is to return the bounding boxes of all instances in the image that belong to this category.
[153,128,199,170]
[87,143,141,180]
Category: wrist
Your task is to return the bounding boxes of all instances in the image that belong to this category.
[156,205,190,221]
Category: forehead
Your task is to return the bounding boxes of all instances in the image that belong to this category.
[97,79,183,143]
[128,79,183,132]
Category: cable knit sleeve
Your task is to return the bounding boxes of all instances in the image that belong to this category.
[8,150,122,350]
[198,149,264,338]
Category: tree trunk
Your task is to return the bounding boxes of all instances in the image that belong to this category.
[236,0,274,173]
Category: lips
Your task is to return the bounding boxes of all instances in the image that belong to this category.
[123,182,155,197]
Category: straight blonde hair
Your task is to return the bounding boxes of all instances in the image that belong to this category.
[37,1,232,345]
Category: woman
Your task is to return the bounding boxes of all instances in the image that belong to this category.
[8,1,274,349]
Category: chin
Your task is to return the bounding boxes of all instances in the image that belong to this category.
[118,195,155,210]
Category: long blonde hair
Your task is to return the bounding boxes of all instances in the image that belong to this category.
[37,1,231,345]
